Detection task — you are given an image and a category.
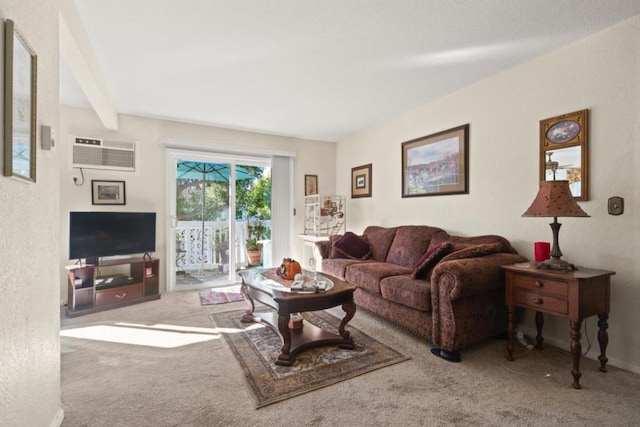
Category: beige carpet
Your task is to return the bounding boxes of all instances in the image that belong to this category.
[60,290,640,426]
[211,309,409,407]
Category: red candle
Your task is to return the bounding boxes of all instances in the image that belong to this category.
[534,242,551,262]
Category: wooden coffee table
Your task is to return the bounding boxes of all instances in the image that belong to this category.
[239,268,356,366]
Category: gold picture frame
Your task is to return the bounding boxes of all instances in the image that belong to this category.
[3,19,37,182]
[539,109,588,201]
[351,163,372,198]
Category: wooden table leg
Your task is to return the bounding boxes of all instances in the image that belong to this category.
[535,311,544,350]
[507,306,514,361]
[240,281,256,323]
[570,320,582,389]
[597,312,609,373]
[338,301,355,349]
[276,313,294,366]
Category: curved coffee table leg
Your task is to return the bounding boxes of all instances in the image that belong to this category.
[240,281,256,323]
[338,301,356,349]
[276,313,294,366]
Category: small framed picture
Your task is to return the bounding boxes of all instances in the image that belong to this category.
[305,174,318,196]
[351,164,372,198]
[92,180,126,205]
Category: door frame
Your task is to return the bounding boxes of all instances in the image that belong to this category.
[165,148,271,292]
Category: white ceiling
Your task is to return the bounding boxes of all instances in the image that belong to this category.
[59,0,640,142]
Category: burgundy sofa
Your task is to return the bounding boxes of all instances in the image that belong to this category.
[315,225,527,362]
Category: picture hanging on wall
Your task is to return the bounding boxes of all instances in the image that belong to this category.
[3,19,37,182]
[305,174,318,196]
[351,163,372,198]
[401,124,469,197]
[92,180,126,205]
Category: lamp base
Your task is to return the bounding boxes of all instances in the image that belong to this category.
[538,257,577,271]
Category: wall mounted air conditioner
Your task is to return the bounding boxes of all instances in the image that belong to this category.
[72,137,136,171]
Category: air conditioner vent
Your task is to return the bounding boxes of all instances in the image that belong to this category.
[72,137,136,171]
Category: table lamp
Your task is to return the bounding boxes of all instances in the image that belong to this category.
[522,180,589,270]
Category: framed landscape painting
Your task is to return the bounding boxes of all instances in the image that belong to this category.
[401,124,469,197]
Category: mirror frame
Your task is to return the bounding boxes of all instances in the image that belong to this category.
[539,109,589,201]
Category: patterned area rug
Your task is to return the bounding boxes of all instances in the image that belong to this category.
[210,309,410,408]
[199,286,245,305]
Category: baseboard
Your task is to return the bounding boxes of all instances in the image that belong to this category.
[51,408,64,427]
[519,325,640,375]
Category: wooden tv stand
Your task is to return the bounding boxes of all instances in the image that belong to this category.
[65,257,161,317]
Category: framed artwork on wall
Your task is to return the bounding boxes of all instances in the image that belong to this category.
[92,180,126,205]
[351,163,372,198]
[539,109,588,201]
[3,19,37,182]
[304,174,318,196]
[401,124,469,197]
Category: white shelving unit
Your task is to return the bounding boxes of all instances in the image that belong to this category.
[303,195,346,236]
[300,195,346,271]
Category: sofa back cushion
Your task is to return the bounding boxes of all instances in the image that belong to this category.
[385,225,447,268]
[333,232,372,260]
[362,226,398,261]
[447,234,517,253]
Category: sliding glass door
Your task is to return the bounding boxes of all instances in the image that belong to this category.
[167,151,271,291]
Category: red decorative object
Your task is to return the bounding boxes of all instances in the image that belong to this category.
[534,242,551,262]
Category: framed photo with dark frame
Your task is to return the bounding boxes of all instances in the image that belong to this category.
[304,174,318,196]
[3,19,37,182]
[401,124,469,197]
[92,180,126,205]
[351,163,372,198]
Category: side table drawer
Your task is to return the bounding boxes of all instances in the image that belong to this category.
[510,274,568,297]
[95,284,143,307]
[513,288,568,316]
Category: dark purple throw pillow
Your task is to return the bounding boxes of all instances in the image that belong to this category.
[334,232,372,260]
[412,242,452,280]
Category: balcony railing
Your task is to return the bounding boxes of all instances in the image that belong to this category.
[175,220,270,272]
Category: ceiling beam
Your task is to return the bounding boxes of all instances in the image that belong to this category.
[59,0,119,130]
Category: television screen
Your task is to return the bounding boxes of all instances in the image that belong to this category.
[69,212,156,261]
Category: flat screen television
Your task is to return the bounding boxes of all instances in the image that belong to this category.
[69,211,156,263]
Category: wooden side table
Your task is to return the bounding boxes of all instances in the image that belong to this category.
[502,264,615,389]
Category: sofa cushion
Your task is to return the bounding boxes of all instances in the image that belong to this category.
[334,232,372,260]
[385,226,447,268]
[412,242,452,279]
[329,235,346,259]
[380,275,432,312]
[362,226,398,261]
[321,258,367,280]
[447,234,517,253]
[439,242,504,263]
[344,262,413,294]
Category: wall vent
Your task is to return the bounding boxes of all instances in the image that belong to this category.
[72,137,136,171]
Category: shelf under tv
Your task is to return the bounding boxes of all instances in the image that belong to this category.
[65,257,161,317]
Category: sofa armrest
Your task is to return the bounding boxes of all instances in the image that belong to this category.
[431,253,528,301]
[429,252,528,352]
[314,240,332,260]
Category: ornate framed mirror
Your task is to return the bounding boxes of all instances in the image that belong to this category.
[539,109,588,201]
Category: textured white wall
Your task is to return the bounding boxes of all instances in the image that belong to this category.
[337,16,640,373]
[0,1,63,426]
[58,107,337,298]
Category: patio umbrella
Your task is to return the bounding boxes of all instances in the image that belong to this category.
[176,161,255,275]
